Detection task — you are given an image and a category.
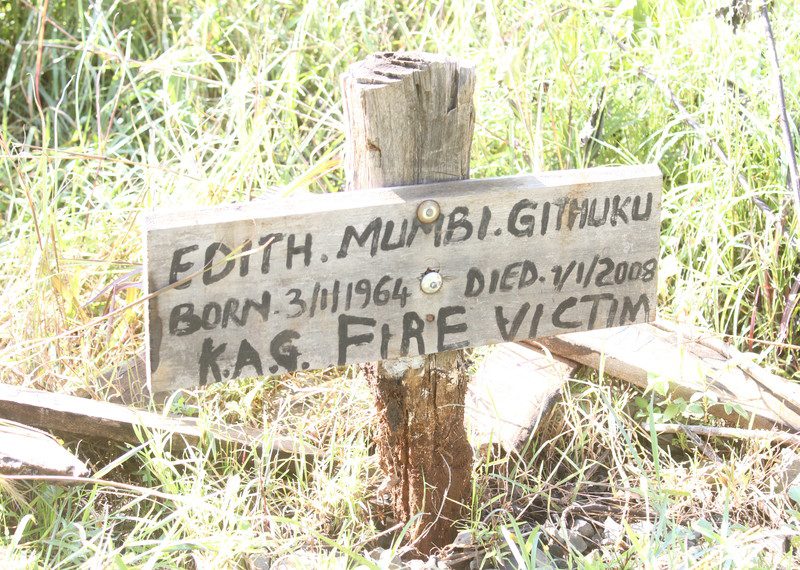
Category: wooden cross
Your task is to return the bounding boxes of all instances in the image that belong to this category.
[143,52,661,553]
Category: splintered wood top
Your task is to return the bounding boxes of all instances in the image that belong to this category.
[144,164,662,393]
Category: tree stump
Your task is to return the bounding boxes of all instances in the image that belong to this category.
[341,52,475,554]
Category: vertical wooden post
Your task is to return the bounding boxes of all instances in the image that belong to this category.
[342,52,475,554]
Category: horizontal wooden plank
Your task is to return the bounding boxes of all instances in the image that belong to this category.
[0,383,314,459]
[534,321,800,431]
[145,165,661,392]
[145,165,660,230]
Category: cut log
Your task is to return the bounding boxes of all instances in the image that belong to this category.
[0,383,314,459]
[342,51,475,553]
[535,321,800,431]
[0,420,89,477]
[467,344,577,452]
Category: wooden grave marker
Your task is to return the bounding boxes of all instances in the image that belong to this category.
[144,164,661,394]
[143,51,661,554]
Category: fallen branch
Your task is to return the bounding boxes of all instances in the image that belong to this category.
[651,423,800,447]
[0,474,203,501]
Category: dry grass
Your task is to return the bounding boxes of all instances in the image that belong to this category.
[1,0,799,567]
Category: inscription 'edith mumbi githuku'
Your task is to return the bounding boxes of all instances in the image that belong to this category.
[144,165,662,393]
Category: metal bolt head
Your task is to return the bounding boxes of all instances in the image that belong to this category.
[416,200,440,224]
[420,271,443,294]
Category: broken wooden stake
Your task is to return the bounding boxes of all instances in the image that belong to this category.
[342,51,476,553]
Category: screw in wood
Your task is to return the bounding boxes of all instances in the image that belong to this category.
[416,200,440,224]
[420,271,443,294]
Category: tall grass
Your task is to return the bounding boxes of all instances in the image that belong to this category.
[0,0,799,567]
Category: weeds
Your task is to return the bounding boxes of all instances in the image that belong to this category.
[1,0,799,567]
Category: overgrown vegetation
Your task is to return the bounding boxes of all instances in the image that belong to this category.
[0,0,798,567]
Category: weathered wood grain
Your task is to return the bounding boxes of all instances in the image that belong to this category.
[342,51,475,190]
[467,343,578,452]
[144,164,661,393]
[0,383,313,458]
[341,51,476,553]
[535,320,800,431]
[0,420,89,477]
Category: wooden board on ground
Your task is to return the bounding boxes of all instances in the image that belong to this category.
[0,383,313,458]
[535,321,800,431]
[0,420,89,477]
[467,343,578,451]
[145,164,661,392]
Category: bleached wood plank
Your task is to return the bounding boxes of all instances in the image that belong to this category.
[0,383,313,458]
[467,343,578,451]
[145,165,660,229]
[535,321,800,431]
[0,420,89,477]
[145,164,661,393]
